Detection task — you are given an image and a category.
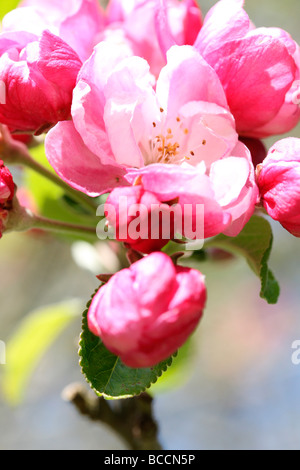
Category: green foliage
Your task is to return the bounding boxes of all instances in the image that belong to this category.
[1,300,82,406]
[205,215,280,304]
[79,298,174,399]
[149,338,195,395]
[0,0,19,19]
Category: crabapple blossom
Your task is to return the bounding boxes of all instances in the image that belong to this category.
[156,0,300,138]
[0,31,82,134]
[44,43,233,189]
[257,138,300,237]
[87,252,207,367]
[46,43,258,238]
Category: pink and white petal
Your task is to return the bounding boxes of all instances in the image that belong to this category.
[154,0,178,61]
[210,157,249,207]
[220,142,259,236]
[126,163,214,200]
[59,0,105,61]
[18,0,105,61]
[249,84,300,138]
[130,252,177,315]
[88,273,142,351]
[156,45,228,117]
[176,101,238,166]
[72,80,114,164]
[103,56,159,167]
[45,121,128,196]
[0,31,38,53]
[104,98,144,168]
[194,0,250,55]
[180,0,203,45]
[72,42,132,160]
[37,31,82,89]
[2,7,55,36]
[205,35,296,133]
[246,27,297,57]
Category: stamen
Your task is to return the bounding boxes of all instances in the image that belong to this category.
[133,175,142,186]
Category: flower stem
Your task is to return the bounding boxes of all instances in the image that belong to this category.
[31,215,97,238]
[23,152,97,214]
[1,130,97,215]
[7,204,97,239]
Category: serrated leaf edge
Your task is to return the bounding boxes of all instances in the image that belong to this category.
[78,289,175,399]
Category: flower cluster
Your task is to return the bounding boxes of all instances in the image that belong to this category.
[1,0,300,369]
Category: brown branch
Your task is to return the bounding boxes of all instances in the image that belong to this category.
[62,383,163,450]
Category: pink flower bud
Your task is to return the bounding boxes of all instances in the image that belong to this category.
[257,137,300,237]
[105,184,178,254]
[88,252,207,368]
[0,30,82,134]
[0,161,15,238]
[0,160,14,204]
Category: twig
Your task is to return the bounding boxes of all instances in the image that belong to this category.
[62,383,163,450]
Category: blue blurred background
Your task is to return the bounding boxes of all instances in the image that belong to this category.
[1,0,300,450]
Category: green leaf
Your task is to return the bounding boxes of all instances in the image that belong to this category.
[206,215,280,304]
[79,297,174,399]
[1,299,82,406]
[0,0,19,19]
[149,338,195,395]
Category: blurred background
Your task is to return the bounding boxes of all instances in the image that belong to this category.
[1,0,300,450]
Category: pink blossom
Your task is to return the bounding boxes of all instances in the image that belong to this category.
[88,252,207,368]
[2,0,105,61]
[0,31,82,134]
[257,138,300,237]
[0,160,14,238]
[0,161,14,204]
[46,43,258,237]
[156,0,300,138]
[45,43,232,193]
[103,0,202,77]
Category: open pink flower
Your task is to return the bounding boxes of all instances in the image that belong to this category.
[257,138,300,237]
[46,43,233,193]
[0,160,15,238]
[0,31,82,134]
[88,252,207,368]
[46,43,258,237]
[156,0,300,138]
[2,0,105,62]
